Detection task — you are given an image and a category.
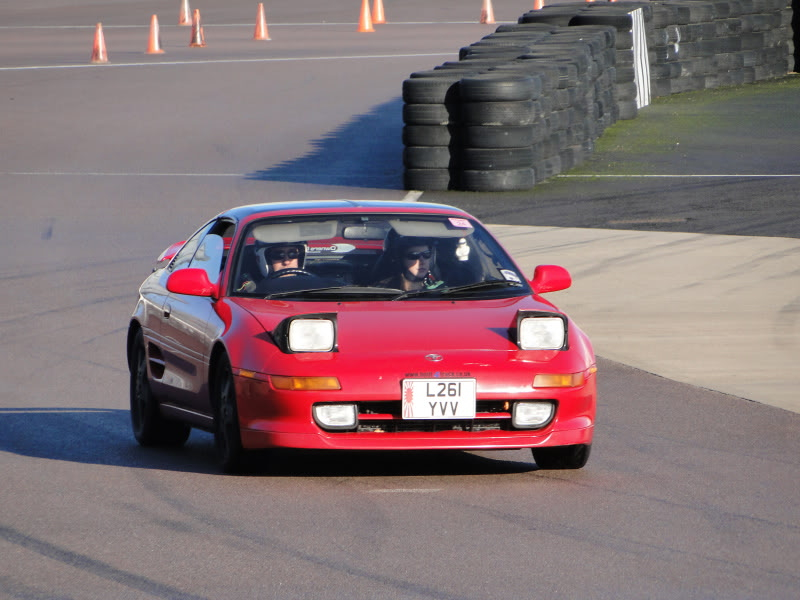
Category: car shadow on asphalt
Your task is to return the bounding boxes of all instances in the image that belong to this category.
[245,98,405,190]
[0,407,538,477]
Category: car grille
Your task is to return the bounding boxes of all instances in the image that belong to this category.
[354,400,512,433]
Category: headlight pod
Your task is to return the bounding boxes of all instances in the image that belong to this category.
[516,311,568,351]
[274,313,338,353]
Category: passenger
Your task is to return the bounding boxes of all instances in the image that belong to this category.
[378,237,443,291]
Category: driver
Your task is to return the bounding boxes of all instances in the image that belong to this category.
[265,243,304,277]
[237,242,308,292]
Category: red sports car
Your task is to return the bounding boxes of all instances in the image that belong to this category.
[127,200,596,472]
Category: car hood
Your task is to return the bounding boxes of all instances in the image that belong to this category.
[233,296,561,353]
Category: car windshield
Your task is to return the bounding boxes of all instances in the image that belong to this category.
[229,213,530,300]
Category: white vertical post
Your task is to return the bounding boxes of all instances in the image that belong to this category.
[630,8,651,109]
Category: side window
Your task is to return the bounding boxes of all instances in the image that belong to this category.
[169,222,214,272]
[189,234,225,283]
[209,220,235,272]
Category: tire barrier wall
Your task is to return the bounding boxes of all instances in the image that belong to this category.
[402,0,794,192]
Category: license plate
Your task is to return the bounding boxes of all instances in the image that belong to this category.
[401,379,477,419]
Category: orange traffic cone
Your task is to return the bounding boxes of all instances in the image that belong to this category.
[533,0,544,9]
[190,9,205,47]
[146,14,165,54]
[254,3,271,40]
[372,0,386,25]
[357,0,375,32]
[90,22,108,63]
[480,0,495,24]
[179,0,192,25]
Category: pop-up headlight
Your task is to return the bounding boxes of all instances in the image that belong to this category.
[517,311,568,350]
[276,314,338,353]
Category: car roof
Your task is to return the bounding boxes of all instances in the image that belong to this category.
[217,200,471,223]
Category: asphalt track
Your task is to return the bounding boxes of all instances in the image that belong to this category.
[1,2,799,599]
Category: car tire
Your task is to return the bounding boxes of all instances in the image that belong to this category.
[404,168,455,191]
[462,101,538,126]
[403,146,457,169]
[461,147,534,170]
[460,73,542,102]
[130,329,191,447]
[532,443,591,469]
[403,103,460,126]
[403,125,460,147]
[213,354,245,473]
[464,124,538,148]
[402,74,464,104]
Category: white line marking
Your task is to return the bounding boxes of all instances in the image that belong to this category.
[402,191,424,202]
[0,22,484,30]
[0,52,455,72]
[2,172,243,177]
[560,174,800,178]
[368,488,441,494]
[5,172,799,180]
[608,217,688,225]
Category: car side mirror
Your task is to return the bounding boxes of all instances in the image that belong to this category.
[167,268,218,298]
[531,265,571,294]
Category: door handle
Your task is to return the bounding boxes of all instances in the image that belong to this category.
[163,304,172,319]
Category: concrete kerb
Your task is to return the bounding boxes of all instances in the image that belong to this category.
[492,225,800,414]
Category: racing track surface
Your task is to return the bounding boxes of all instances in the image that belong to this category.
[1,1,799,599]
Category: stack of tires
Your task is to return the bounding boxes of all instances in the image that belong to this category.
[456,27,553,190]
[648,0,794,95]
[402,23,619,191]
[521,27,620,175]
[458,72,540,192]
[401,0,793,192]
[402,70,472,191]
[519,0,793,101]
[519,3,649,121]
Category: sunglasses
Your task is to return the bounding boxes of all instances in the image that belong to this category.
[404,250,432,261]
[269,248,300,261]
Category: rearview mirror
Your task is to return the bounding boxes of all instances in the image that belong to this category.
[531,265,571,294]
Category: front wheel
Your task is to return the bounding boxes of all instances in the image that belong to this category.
[213,354,245,473]
[130,329,191,447]
[532,444,591,470]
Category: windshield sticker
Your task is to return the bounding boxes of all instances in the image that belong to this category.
[307,243,356,254]
[500,269,521,283]
[448,218,471,228]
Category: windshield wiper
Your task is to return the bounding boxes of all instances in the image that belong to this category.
[391,280,520,301]
[264,286,400,300]
[441,280,522,294]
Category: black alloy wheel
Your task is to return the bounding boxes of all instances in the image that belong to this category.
[213,354,245,473]
[130,329,191,447]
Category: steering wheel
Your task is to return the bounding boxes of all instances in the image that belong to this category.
[268,268,314,279]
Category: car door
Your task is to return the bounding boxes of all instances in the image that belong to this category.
[158,221,230,413]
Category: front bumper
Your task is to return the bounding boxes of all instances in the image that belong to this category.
[234,372,595,451]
